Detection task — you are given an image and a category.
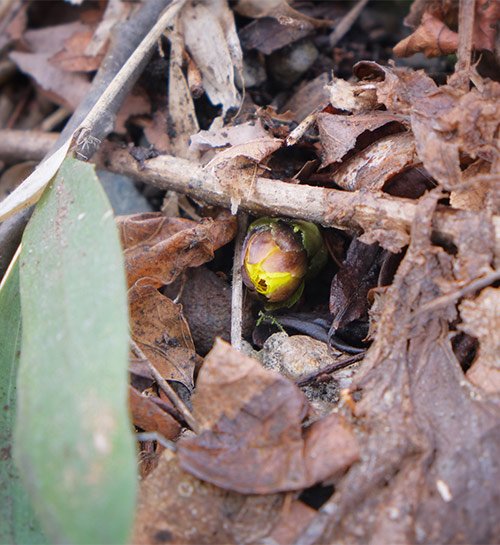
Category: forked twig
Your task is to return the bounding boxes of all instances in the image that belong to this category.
[130,339,200,433]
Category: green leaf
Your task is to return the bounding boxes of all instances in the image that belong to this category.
[15,156,137,545]
[0,254,47,544]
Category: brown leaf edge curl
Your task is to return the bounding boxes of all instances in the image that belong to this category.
[178,340,359,494]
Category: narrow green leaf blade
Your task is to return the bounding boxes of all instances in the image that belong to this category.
[0,255,47,544]
[16,156,137,545]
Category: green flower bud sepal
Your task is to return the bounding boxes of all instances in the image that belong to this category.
[241,217,327,309]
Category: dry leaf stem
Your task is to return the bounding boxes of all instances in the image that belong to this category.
[230,212,248,350]
[130,339,199,433]
[104,148,500,253]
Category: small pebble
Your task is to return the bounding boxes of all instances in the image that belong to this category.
[267,39,318,87]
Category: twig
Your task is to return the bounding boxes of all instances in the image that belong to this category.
[55,0,179,151]
[0,130,58,161]
[135,431,177,451]
[454,0,476,84]
[0,0,186,227]
[231,213,248,350]
[102,148,500,254]
[329,0,370,48]
[72,0,187,160]
[130,339,200,434]
[414,269,500,316]
[296,353,365,387]
[285,111,317,147]
[39,108,70,133]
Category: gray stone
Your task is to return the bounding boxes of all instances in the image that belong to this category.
[267,39,318,87]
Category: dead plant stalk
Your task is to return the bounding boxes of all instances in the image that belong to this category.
[104,148,500,254]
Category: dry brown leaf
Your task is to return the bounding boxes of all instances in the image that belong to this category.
[117,211,237,288]
[190,119,270,153]
[206,136,282,167]
[396,0,500,57]
[329,239,387,335]
[165,266,255,355]
[354,62,500,189]
[143,109,171,153]
[296,193,500,544]
[266,499,317,545]
[282,72,330,123]
[129,386,181,440]
[235,0,331,28]
[129,284,197,389]
[459,287,500,394]
[474,0,500,51]
[115,92,151,134]
[239,16,312,55]
[8,21,94,108]
[394,12,458,58]
[22,21,87,54]
[10,51,90,110]
[206,136,282,212]
[333,132,420,192]
[177,340,359,494]
[84,0,130,57]
[180,0,242,114]
[450,159,491,211]
[326,76,378,113]
[317,111,407,167]
[50,28,106,72]
[167,28,199,160]
[133,449,284,545]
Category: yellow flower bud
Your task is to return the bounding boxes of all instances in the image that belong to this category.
[242,218,326,307]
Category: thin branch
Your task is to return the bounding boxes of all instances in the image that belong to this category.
[0,0,186,223]
[231,213,248,350]
[296,353,365,387]
[135,431,177,451]
[414,269,500,316]
[56,0,176,149]
[329,0,370,48]
[73,0,187,160]
[130,339,200,434]
[102,147,500,254]
[454,0,476,87]
[0,130,58,162]
[39,108,70,132]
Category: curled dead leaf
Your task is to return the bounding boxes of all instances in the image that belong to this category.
[117,211,237,288]
[317,111,408,167]
[353,62,500,189]
[178,340,359,494]
[396,0,500,57]
[394,12,458,58]
[206,136,282,213]
[129,385,181,441]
